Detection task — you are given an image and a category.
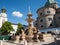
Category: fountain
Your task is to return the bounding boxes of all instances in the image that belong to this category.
[14,6,43,43]
[25,6,38,42]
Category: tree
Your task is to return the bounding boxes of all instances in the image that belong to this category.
[16,23,23,35]
[0,21,14,35]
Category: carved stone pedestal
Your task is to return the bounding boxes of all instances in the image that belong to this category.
[26,35,33,42]
[20,30,26,41]
[38,33,44,42]
[33,34,38,42]
[14,36,20,43]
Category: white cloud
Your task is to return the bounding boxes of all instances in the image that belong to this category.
[12,11,23,18]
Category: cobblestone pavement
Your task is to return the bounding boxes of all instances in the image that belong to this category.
[0,40,60,45]
[0,41,41,45]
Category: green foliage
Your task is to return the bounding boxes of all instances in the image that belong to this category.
[0,21,14,35]
[16,23,23,35]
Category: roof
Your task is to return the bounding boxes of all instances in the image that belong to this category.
[37,7,45,13]
[12,23,27,27]
[37,6,54,13]
[37,0,57,13]
[45,0,57,6]
[12,23,18,25]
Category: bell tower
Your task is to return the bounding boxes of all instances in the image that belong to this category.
[0,8,8,28]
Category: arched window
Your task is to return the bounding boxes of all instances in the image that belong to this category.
[41,25,44,28]
[40,19,43,22]
[50,24,53,26]
[48,18,52,21]
[58,17,60,20]
[40,13,42,15]
[47,11,50,13]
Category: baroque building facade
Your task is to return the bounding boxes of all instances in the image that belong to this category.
[34,0,60,30]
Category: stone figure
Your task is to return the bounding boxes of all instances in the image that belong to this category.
[20,29,26,40]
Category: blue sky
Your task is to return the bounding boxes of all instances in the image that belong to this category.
[0,0,60,25]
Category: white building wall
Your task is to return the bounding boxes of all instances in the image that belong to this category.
[0,13,8,28]
[11,24,18,33]
[0,17,3,28]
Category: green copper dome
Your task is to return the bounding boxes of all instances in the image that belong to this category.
[45,0,56,6]
[48,0,55,3]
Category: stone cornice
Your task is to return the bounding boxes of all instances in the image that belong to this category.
[38,14,55,18]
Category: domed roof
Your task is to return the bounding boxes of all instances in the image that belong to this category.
[1,8,6,13]
[45,0,57,6]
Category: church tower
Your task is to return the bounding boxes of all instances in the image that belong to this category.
[0,8,8,28]
[45,0,59,9]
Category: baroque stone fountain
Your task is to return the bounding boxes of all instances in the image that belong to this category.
[25,6,38,42]
[14,6,43,43]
